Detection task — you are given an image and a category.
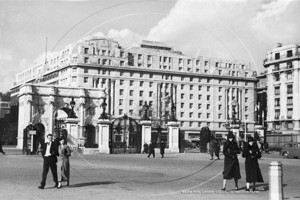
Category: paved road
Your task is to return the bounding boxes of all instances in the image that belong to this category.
[0,146,299,200]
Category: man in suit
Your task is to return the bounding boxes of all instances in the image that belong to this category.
[147,141,155,158]
[38,134,58,189]
[160,141,166,158]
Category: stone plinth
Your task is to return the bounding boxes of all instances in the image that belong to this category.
[65,118,81,146]
[167,121,180,153]
[230,123,240,139]
[269,161,283,200]
[255,124,265,141]
[140,120,152,147]
[97,119,111,154]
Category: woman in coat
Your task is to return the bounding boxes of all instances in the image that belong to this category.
[222,131,241,191]
[242,137,264,191]
[57,138,71,188]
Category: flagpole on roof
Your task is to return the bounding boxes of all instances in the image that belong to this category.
[45,37,48,65]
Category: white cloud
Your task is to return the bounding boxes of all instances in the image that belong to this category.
[253,0,294,23]
[18,58,30,71]
[0,52,12,61]
[107,29,145,47]
[90,29,145,47]
[146,0,251,61]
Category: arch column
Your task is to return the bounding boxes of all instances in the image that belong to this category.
[78,89,86,146]
[17,85,33,149]
[48,87,56,136]
[111,79,116,116]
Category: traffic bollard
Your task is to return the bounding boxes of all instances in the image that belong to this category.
[269,161,283,200]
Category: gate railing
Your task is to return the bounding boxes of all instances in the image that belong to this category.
[110,142,141,154]
[67,134,78,151]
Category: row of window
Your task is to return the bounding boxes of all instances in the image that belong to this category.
[273,71,293,81]
[275,97,293,106]
[139,54,246,70]
[84,47,125,58]
[118,97,250,114]
[274,85,293,95]
[116,108,249,127]
[274,50,293,60]
[274,109,293,119]
[273,62,293,71]
[72,68,252,87]
[273,122,294,130]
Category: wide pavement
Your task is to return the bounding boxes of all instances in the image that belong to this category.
[0,146,299,200]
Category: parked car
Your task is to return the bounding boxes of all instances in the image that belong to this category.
[280,142,300,158]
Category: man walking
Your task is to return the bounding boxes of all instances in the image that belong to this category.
[38,134,58,189]
[160,141,166,158]
[147,141,155,158]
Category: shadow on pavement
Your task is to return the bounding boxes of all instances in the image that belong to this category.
[68,181,117,188]
[238,183,270,191]
[238,183,287,192]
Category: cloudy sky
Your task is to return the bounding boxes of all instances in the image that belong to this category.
[0,0,299,93]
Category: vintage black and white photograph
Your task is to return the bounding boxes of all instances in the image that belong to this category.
[0,0,299,199]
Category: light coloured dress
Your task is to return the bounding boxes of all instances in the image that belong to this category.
[57,144,71,184]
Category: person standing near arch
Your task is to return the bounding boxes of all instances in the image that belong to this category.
[38,134,58,189]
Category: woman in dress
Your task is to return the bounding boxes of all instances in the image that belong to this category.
[222,131,241,191]
[242,136,264,191]
[57,137,71,188]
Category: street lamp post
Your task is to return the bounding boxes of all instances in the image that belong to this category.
[169,101,177,121]
[224,99,243,140]
[69,97,77,118]
[231,100,237,124]
[99,90,108,120]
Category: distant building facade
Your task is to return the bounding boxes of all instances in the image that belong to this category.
[0,98,11,118]
[263,43,300,134]
[11,37,257,148]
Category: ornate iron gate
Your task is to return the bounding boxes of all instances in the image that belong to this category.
[110,114,142,154]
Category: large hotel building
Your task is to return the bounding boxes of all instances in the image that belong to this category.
[11,36,257,146]
[263,43,300,135]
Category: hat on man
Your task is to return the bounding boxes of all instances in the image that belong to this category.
[247,136,254,142]
[227,131,235,139]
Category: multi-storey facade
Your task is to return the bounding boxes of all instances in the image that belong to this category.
[0,98,11,118]
[11,36,257,147]
[263,43,300,134]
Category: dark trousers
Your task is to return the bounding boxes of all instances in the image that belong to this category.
[41,157,58,186]
[215,150,220,158]
[148,150,155,158]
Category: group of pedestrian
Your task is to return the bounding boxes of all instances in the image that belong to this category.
[145,141,166,158]
[209,139,220,160]
[221,131,264,191]
[38,133,71,189]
